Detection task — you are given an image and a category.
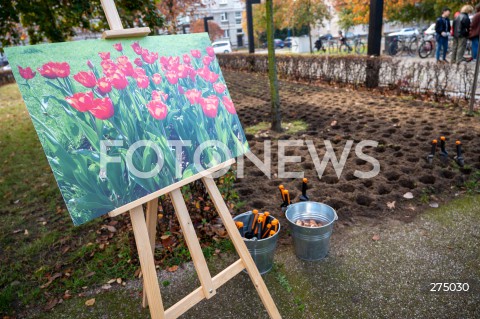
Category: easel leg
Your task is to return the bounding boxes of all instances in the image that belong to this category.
[202,177,282,319]
[130,206,165,319]
[169,189,216,299]
[143,199,158,307]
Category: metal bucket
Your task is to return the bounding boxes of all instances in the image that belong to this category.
[286,202,338,261]
[233,211,280,275]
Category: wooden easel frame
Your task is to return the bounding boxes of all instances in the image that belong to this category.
[99,1,281,318]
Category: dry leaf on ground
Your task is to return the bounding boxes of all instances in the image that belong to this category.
[85,298,95,306]
[167,265,179,272]
[44,298,58,310]
[387,201,396,209]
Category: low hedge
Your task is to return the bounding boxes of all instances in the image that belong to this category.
[218,53,476,103]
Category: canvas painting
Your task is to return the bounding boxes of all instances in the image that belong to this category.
[5,33,249,226]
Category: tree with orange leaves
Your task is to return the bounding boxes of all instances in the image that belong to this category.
[157,0,201,34]
[190,19,224,41]
[333,0,477,27]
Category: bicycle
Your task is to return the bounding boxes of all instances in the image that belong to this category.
[327,39,338,54]
[418,35,435,58]
[353,36,366,54]
[339,38,353,54]
[389,35,418,56]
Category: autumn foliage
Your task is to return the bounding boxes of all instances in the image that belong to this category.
[190,19,224,41]
[333,0,478,26]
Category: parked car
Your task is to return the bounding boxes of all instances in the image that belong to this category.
[423,24,436,36]
[284,37,292,48]
[0,53,8,67]
[211,40,232,54]
[319,33,333,40]
[388,28,420,37]
[261,39,285,49]
[274,39,285,48]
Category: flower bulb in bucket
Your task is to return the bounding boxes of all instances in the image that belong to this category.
[286,202,338,261]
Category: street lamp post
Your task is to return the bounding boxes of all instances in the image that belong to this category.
[203,16,214,34]
[246,0,261,53]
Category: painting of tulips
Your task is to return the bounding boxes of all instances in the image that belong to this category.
[5,34,249,226]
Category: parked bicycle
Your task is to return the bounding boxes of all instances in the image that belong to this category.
[418,35,435,58]
[418,35,472,59]
[353,36,366,54]
[388,35,418,56]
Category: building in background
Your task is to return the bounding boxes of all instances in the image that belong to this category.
[193,0,246,48]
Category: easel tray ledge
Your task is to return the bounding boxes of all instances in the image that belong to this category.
[108,159,236,218]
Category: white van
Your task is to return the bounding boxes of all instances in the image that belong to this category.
[212,40,232,54]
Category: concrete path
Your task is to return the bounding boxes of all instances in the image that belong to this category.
[32,196,480,319]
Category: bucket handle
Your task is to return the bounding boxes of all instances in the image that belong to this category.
[334,209,338,221]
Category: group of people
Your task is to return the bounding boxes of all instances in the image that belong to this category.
[435,4,480,64]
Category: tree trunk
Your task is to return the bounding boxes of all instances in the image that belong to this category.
[308,24,313,53]
[266,0,282,132]
[469,41,480,115]
[366,0,384,88]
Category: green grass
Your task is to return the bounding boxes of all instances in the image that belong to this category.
[0,83,242,316]
[0,84,138,315]
[245,120,308,135]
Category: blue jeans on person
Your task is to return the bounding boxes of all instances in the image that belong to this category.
[436,35,448,61]
[472,37,479,60]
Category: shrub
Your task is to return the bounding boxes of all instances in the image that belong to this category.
[218,53,476,105]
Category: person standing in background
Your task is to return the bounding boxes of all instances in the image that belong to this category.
[451,5,474,63]
[469,4,480,61]
[435,8,451,63]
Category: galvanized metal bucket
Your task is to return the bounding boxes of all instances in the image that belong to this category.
[286,202,338,261]
[233,211,281,275]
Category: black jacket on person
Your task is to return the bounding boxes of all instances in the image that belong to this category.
[435,16,451,35]
[453,13,471,38]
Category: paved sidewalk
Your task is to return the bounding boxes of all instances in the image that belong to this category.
[33,196,480,319]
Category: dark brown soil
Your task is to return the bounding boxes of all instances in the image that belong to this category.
[223,70,480,226]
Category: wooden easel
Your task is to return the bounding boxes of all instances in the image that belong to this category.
[100,1,281,318]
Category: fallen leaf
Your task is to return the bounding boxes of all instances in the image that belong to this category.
[101,284,112,290]
[134,268,142,278]
[387,201,396,209]
[429,202,439,208]
[167,265,179,272]
[116,278,122,284]
[372,234,380,241]
[44,298,58,310]
[40,273,62,289]
[160,234,170,240]
[106,226,117,233]
[330,120,338,127]
[107,279,116,284]
[85,298,95,307]
[403,192,414,199]
[24,229,29,235]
